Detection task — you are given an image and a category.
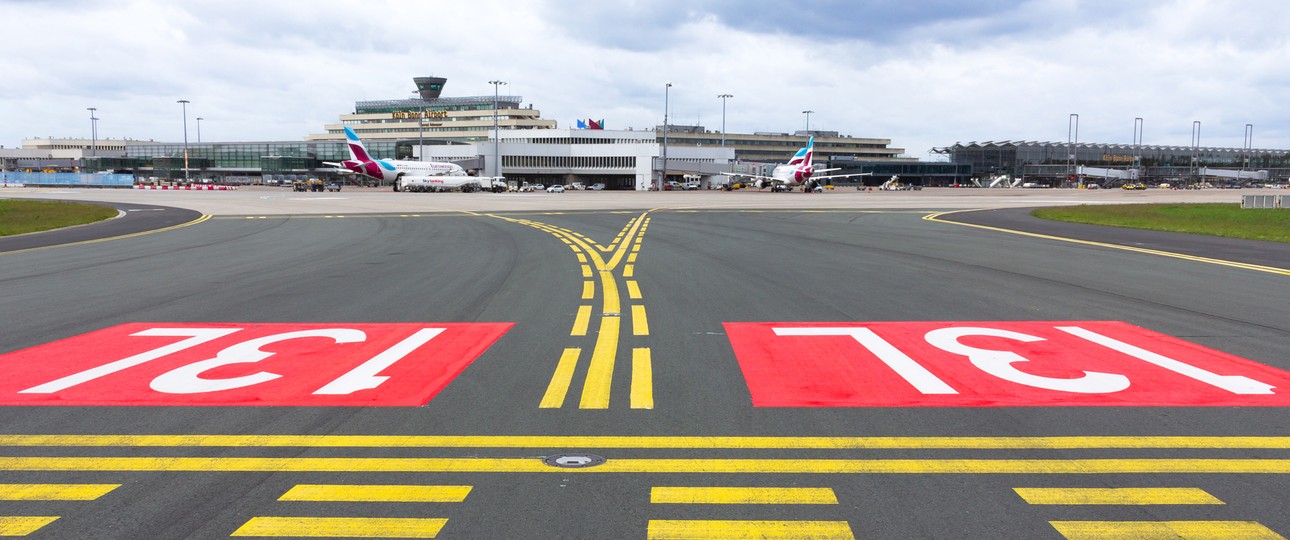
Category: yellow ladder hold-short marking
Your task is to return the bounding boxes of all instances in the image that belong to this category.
[626,280,643,300]
[232,517,448,538]
[1049,520,1284,540]
[579,317,621,409]
[0,483,119,500]
[631,348,653,410]
[1016,487,1224,505]
[539,348,581,409]
[0,516,60,536]
[632,305,650,336]
[648,520,855,540]
[581,281,595,300]
[651,487,838,505]
[571,306,593,336]
[279,484,471,503]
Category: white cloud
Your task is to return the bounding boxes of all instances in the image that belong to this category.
[1,0,1287,160]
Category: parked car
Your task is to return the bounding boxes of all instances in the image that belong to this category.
[547,184,565,193]
[531,183,546,191]
[588,183,605,191]
[569,182,585,190]
[681,180,701,190]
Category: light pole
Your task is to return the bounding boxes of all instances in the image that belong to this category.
[489,80,507,179]
[1067,113,1079,186]
[718,94,733,147]
[1133,117,1143,179]
[1191,120,1201,185]
[196,117,203,144]
[86,107,97,172]
[802,110,814,133]
[1243,123,1253,174]
[177,100,190,183]
[662,83,671,190]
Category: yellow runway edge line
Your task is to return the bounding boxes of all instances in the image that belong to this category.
[4,435,1289,449]
[3,457,1290,474]
[923,210,1290,277]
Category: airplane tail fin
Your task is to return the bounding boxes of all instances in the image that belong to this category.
[343,126,374,163]
[788,136,814,166]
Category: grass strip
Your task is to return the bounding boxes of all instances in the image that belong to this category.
[0,200,118,236]
[1032,203,1290,244]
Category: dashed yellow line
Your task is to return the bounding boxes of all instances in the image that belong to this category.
[0,516,60,536]
[651,487,838,505]
[1015,487,1224,505]
[0,483,118,500]
[570,306,592,336]
[647,520,855,540]
[924,210,1290,277]
[1048,520,1283,539]
[626,280,643,299]
[631,305,650,336]
[581,281,595,299]
[279,484,471,503]
[538,348,581,409]
[232,517,448,538]
[631,348,653,409]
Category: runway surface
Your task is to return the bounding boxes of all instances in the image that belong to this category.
[1,187,1288,538]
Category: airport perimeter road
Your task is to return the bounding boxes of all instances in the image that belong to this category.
[1,195,1289,538]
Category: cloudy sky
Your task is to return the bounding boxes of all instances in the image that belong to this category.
[2,0,1287,160]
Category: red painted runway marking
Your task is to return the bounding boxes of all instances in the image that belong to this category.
[0,322,511,406]
[725,321,1290,407]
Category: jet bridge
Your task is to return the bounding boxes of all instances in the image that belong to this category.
[1199,167,1269,181]
[1076,165,1138,187]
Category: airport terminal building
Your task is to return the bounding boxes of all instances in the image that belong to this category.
[4,76,940,188]
[934,140,1290,187]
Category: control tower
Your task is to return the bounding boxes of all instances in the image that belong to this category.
[413,76,448,100]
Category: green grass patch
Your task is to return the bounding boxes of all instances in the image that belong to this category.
[1032,203,1290,243]
[0,200,118,236]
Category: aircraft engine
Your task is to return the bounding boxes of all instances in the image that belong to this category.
[755,179,767,189]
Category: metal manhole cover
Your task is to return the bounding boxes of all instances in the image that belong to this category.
[542,453,606,468]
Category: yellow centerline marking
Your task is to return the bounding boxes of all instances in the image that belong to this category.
[647,520,855,540]
[1048,520,1283,540]
[538,349,581,409]
[631,348,653,409]
[923,210,1290,277]
[4,457,1290,474]
[571,306,592,336]
[4,435,1290,449]
[232,517,448,538]
[1,214,211,256]
[579,316,621,409]
[651,487,838,505]
[0,483,119,500]
[631,305,650,336]
[0,516,59,536]
[1015,487,1224,505]
[279,484,471,503]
